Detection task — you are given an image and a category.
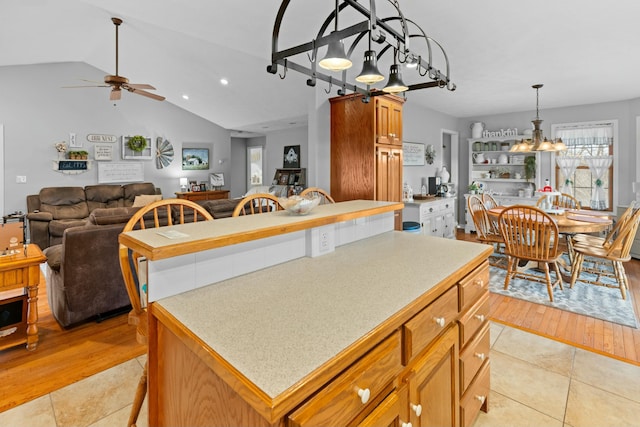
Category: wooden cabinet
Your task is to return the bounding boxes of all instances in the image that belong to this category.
[457,261,491,427]
[330,93,404,204]
[175,190,229,202]
[376,96,403,146]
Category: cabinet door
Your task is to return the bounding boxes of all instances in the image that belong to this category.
[443,211,456,239]
[376,147,403,202]
[376,97,403,146]
[406,325,459,427]
[433,215,445,238]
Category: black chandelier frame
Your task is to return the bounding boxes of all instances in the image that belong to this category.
[266,0,456,100]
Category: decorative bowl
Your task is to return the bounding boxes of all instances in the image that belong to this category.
[278,195,321,215]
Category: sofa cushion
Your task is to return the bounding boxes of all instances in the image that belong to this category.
[49,219,89,238]
[85,185,125,211]
[200,198,242,219]
[89,207,139,225]
[123,183,158,206]
[39,187,89,220]
[132,194,162,207]
[43,244,62,272]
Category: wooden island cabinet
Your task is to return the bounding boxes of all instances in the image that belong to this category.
[119,201,492,427]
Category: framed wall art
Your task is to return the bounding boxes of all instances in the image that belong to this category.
[122,135,153,160]
[182,148,209,170]
[283,145,300,168]
[402,142,425,166]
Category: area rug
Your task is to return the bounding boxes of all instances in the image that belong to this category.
[489,255,638,328]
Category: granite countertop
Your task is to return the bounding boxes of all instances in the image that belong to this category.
[155,232,490,399]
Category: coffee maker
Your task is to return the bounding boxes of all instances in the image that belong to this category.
[428,177,440,195]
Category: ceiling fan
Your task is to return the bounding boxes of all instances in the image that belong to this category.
[65,17,165,102]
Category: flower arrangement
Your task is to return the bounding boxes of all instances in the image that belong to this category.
[127,135,148,152]
[68,150,89,160]
[54,141,67,153]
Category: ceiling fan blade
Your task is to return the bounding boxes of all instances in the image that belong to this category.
[127,87,165,101]
[62,85,110,88]
[127,83,156,90]
[110,88,122,101]
[80,78,106,85]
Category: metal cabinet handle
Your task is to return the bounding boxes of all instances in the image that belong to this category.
[433,317,445,327]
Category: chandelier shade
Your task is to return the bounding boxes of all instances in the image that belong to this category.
[267,0,456,100]
[355,50,384,84]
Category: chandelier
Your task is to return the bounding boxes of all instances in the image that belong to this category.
[511,84,567,152]
[266,0,456,100]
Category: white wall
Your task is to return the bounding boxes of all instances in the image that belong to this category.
[0,62,231,213]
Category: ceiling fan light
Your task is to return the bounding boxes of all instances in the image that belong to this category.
[355,50,385,84]
[383,64,408,93]
[318,34,352,71]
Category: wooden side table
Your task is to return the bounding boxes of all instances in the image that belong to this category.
[0,244,46,351]
[174,190,230,202]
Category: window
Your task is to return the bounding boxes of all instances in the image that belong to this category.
[553,122,615,210]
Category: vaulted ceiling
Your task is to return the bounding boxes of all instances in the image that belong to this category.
[3,0,639,135]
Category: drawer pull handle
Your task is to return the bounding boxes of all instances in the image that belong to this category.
[475,395,486,404]
[411,403,422,417]
[401,422,413,427]
[433,317,445,327]
[357,387,370,404]
[475,279,484,287]
[474,352,485,361]
[474,314,486,322]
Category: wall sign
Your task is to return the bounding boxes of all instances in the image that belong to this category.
[98,162,144,183]
[87,134,117,143]
[52,159,93,175]
[402,142,425,166]
[481,128,518,138]
[94,144,113,161]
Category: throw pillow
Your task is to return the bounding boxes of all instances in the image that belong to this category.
[132,194,162,207]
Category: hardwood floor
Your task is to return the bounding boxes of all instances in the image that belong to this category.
[1,232,639,413]
[0,274,145,413]
[456,229,640,367]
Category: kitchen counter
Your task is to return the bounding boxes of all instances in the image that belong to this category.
[148,231,492,425]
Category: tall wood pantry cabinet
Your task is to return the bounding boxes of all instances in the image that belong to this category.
[330,93,404,228]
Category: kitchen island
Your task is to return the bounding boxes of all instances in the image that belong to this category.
[119,200,492,426]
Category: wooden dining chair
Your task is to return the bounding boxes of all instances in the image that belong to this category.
[572,201,636,248]
[481,192,499,210]
[232,193,283,216]
[467,195,505,266]
[569,207,640,300]
[119,199,213,427]
[299,187,335,204]
[536,192,581,210]
[498,205,564,302]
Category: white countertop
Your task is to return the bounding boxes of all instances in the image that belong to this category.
[155,232,490,399]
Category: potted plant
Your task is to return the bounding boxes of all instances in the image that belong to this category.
[468,182,480,194]
[524,155,537,194]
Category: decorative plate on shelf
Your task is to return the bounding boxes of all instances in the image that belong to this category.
[155,137,174,169]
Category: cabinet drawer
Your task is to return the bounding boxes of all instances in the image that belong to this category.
[458,292,490,347]
[460,360,490,427]
[458,261,489,311]
[459,322,490,392]
[288,331,402,427]
[403,286,459,363]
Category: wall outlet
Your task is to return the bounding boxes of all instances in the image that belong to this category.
[16,176,27,183]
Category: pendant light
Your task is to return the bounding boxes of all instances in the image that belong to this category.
[355,30,384,84]
[383,50,408,93]
[318,0,352,71]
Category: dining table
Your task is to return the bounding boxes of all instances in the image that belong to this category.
[487,206,613,279]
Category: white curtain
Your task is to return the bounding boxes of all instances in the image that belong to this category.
[585,156,612,210]
[555,156,581,196]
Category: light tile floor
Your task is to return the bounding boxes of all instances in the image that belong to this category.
[2,322,639,427]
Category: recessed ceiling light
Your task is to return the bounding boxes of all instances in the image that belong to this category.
[220,78,229,85]
[182,94,189,100]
